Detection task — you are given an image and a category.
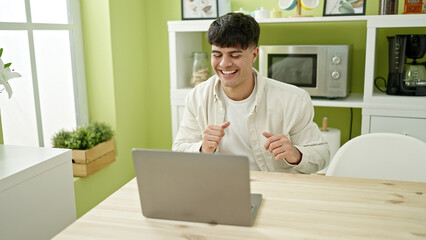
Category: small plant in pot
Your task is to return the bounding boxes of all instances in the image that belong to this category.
[52,122,115,177]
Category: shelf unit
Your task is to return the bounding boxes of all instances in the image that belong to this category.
[360,15,426,141]
[168,14,426,141]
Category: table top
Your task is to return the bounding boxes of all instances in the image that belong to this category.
[53,171,426,240]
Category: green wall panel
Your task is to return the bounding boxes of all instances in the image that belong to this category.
[75,0,148,218]
[143,0,180,149]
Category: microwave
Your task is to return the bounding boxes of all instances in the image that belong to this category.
[259,45,351,98]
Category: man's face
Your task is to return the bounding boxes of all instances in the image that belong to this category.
[211,44,259,95]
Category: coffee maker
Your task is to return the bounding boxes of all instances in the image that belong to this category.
[386,34,426,96]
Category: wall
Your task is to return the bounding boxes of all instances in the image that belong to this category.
[143,0,180,148]
[75,0,150,217]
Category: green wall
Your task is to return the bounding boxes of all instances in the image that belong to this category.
[144,0,180,148]
[75,0,151,217]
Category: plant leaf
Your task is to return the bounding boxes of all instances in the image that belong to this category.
[4,62,11,68]
[0,48,3,57]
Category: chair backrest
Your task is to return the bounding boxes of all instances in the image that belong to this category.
[326,133,426,182]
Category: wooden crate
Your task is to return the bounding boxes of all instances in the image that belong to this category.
[72,138,115,177]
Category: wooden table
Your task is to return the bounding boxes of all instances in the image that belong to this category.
[53,171,426,240]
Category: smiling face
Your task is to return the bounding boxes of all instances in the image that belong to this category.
[211,44,259,101]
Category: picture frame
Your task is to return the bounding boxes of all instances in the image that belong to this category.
[182,0,219,20]
[323,0,366,16]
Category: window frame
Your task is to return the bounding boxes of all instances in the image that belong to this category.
[0,0,88,147]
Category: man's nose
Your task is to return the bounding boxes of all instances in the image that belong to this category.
[219,56,232,67]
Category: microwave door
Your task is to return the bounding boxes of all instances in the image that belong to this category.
[266,52,326,96]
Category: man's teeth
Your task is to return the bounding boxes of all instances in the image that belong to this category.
[222,70,237,75]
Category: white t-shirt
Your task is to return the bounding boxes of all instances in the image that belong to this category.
[218,75,260,171]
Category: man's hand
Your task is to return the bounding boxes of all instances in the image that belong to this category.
[201,122,230,153]
[263,132,302,164]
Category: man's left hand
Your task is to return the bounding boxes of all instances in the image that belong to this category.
[263,132,302,165]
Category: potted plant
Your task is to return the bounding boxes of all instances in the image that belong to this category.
[52,122,115,177]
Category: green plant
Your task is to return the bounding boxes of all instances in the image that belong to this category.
[51,129,72,149]
[52,122,114,150]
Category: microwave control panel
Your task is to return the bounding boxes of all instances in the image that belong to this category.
[325,45,351,98]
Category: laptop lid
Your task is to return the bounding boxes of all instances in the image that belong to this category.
[131,149,262,226]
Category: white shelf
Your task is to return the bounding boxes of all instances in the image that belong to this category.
[168,16,369,32]
[168,15,426,32]
[367,14,426,28]
[312,93,364,108]
[168,20,213,32]
[171,89,364,108]
[365,92,426,110]
[256,16,368,23]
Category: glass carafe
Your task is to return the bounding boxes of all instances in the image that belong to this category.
[190,52,210,87]
[404,63,426,87]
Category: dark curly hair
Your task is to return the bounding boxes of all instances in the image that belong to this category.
[207,13,260,50]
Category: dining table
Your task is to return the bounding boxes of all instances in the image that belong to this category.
[53,171,426,239]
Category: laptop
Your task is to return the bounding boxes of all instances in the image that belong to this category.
[131,149,262,226]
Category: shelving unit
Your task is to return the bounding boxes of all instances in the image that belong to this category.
[361,15,426,141]
[168,14,426,141]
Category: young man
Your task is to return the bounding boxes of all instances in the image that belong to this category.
[172,13,329,173]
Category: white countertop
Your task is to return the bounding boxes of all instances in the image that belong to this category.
[0,145,71,192]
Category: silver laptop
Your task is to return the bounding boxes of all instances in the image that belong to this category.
[132,149,262,226]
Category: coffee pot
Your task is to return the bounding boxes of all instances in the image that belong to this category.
[386,34,426,96]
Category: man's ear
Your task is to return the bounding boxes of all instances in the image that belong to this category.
[252,47,259,63]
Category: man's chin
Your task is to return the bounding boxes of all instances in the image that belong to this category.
[219,79,238,88]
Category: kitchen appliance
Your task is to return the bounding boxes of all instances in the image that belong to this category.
[259,45,351,98]
[386,34,426,96]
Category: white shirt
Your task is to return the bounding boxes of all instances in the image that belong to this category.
[218,75,260,170]
[172,68,330,174]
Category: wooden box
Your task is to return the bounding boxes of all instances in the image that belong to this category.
[72,138,115,177]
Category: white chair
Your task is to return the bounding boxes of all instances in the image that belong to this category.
[326,133,426,182]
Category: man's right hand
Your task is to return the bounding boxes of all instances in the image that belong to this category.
[201,122,230,153]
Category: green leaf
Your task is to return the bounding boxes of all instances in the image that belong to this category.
[0,48,3,57]
[4,62,11,68]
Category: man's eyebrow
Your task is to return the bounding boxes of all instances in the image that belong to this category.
[211,49,243,54]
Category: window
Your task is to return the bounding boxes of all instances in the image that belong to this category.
[0,0,88,147]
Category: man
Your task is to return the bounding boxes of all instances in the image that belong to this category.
[172,13,329,173]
